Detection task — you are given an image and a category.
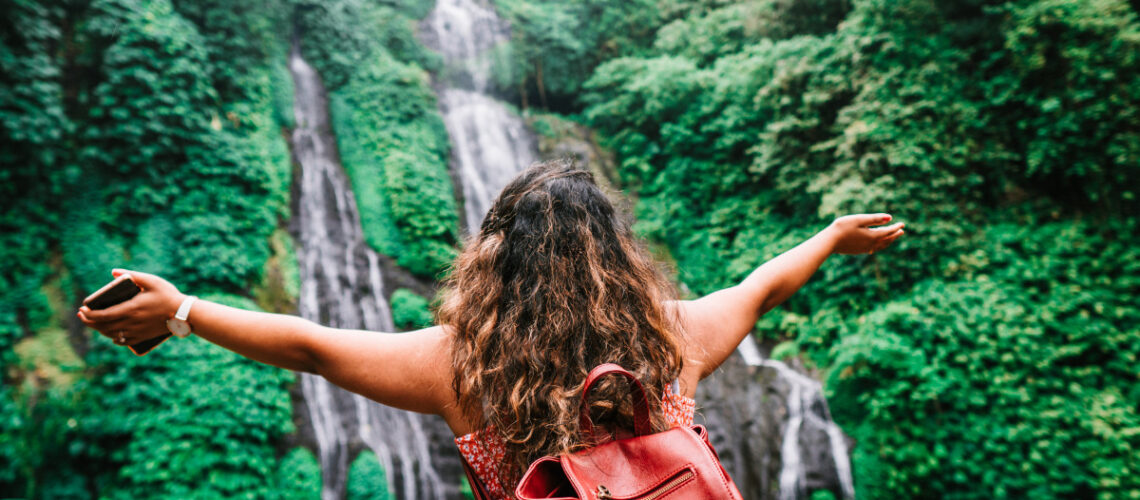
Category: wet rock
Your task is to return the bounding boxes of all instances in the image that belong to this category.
[695,340,854,500]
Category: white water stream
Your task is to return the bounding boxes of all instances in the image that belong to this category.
[421,0,537,231]
[737,336,856,499]
[289,45,450,500]
[291,0,857,496]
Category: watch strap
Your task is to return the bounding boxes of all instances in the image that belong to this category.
[175,295,197,322]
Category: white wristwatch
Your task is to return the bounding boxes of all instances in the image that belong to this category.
[167,295,198,338]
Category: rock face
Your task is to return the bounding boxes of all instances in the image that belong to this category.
[696,337,855,500]
[529,115,619,186]
[696,352,784,499]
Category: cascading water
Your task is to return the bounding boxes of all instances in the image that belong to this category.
[697,336,856,499]
[417,1,856,498]
[420,0,537,230]
[288,43,456,500]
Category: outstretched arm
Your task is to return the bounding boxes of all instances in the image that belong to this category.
[77,270,453,414]
[676,214,904,381]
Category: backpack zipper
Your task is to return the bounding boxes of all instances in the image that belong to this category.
[595,470,694,500]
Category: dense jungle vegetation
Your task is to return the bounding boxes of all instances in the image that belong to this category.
[0,0,440,497]
[1,0,1137,498]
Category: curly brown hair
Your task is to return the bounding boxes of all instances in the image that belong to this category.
[437,159,685,489]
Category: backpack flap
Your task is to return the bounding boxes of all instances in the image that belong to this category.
[560,426,734,499]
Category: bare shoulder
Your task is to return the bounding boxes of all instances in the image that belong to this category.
[394,325,458,409]
[426,324,486,436]
[664,300,711,398]
[665,292,760,390]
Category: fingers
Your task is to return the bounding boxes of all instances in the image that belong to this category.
[883,230,904,246]
[80,312,152,346]
[79,298,136,322]
[78,310,129,335]
[847,213,892,227]
[871,222,905,234]
[870,228,905,254]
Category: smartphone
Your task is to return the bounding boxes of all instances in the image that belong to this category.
[82,274,172,356]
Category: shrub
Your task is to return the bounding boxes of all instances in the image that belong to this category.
[390,288,433,331]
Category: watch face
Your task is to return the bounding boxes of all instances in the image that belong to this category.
[167,318,192,338]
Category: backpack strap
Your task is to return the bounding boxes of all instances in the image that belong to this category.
[461,454,494,500]
[579,363,652,440]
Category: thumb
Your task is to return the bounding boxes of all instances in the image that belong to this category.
[115,269,163,291]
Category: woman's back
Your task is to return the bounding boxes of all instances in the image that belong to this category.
[454,376,699,498]
[436,161,689,488]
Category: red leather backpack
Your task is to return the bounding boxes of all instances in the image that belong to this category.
[461,363,743,499]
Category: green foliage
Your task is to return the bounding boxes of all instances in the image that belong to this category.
[377,0,436,20]
[490,0,674,110]
[985,0,1140,215]
[580,0,1140,497]
[293,0,459,278]
[347,450,392,500]
[490,0,852,110]
[372,4,443,71]
[2,0,1138,498]
[76,294,295,499]
[3,0,453,495]
[170,0,291,105]
[769,340,799,362]
[278,447,322,500]
[654,0,849,64]
[829,220,1139,498]
[0,0,69,371]
[253,229,302,314]
[295,0,375,91]
[381,147,461,276]
[331,44,459,278]
[459,475,475,499]
[1,1,89,496]
[81,0,215,215]
[2,0,300,497]
[390,288,433,331]
[298,0,441,88]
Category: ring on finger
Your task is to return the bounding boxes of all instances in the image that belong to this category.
[117,331,126,344]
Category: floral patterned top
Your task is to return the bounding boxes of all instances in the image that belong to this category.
[454,387,697,499]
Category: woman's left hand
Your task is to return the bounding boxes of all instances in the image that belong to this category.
[828,213,905,255]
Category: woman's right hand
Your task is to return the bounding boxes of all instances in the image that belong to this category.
[77,269,456,417]
[78,269,186,347]
[827,213,906,255]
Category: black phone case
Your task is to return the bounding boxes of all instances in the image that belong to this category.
[85,278,171,355]
[86,278,141,310]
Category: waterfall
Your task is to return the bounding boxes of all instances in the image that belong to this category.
[288,44,455,500]
[420,0,537,231]
[700,336,856,500]
[414,1,856,498]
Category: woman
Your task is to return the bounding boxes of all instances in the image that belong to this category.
[79,160,903,497]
